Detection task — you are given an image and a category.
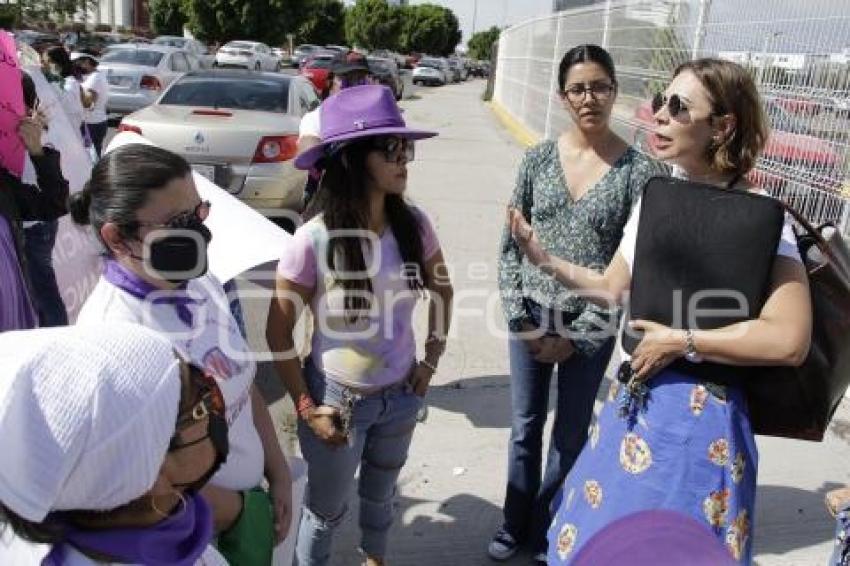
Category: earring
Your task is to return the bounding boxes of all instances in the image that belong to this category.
[150,490,188,518]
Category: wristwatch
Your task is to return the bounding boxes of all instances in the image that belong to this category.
[684,329,703,363]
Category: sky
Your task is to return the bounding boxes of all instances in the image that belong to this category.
[343,0,554,44]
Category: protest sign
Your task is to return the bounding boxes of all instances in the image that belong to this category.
[0,30,25,178]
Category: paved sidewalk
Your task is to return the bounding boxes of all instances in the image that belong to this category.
[246,80,850,565]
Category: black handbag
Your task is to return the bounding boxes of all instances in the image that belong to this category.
[745,207,850,440]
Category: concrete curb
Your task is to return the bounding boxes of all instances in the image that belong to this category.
[487,100,540,148]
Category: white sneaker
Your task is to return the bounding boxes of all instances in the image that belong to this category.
[532,551,548,564]
[488,528,520,561]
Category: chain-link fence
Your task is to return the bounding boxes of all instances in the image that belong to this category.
[493,0,850,234]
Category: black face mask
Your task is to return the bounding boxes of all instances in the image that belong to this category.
[132,217,213,283]
[169,365,229,493]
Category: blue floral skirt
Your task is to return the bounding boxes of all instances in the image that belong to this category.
[546,369,757,564]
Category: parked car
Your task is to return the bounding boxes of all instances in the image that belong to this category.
[292,43,321,67]
[413,57,449,86]
[324,45,350,56]
[300,53,337,97]
[153,36,213,68]
[118,71,319,227]
[74,32,123,56]
[368,56,403,100]
[632,99,843,195]
[100,45,197,115]
[448,58,468,81]
[12,30,59,53]
[214,41,281,71]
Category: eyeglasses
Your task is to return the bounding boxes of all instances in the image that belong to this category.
[136,200,211,230]
[370,136,415,164]
[652,92,689,118]
[563,82,616,103]
[170,364,225,450]
[652,92,722,120]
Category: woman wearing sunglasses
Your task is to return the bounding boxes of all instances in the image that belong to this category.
[0,323,229,565]
[71,144,293,565]
[491,44,661,563]
[267,84,453,566]
[509,59,811,564]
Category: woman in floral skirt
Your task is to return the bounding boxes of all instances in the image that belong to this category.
[509,58,812,564]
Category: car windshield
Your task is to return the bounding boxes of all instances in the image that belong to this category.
[154,37,187,48]
[296,45,318,52]
[226,42,254,50]
[419,59,442,69]
[161,76,290,113]
[100,49,164,66]
[307,58,334,69]
[369,59,391,72]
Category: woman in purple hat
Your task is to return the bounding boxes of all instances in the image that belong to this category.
[267,84,454,566]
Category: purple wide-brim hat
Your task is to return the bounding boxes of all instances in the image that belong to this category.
[295,84,437,171]
[570,510,738,566]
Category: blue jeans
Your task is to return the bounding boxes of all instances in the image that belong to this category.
[22,221,68,327]
[295,360,422,565]
[502,329,614,554]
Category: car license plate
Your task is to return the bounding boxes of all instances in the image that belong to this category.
[108,75,132,88]
[192,164,217,182]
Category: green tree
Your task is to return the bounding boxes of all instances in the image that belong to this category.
[10,0,100,23]
[344,0,403,51]
[298,0,346,46]
[186,0,309,45]
[400,4,445,55]
[467,25,499,61]
[149,0,188,36]
[438,6,461,55]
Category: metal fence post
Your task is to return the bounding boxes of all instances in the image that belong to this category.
[520,26,535,128]
[544,15,564,140]
[602,0,613,48]
[691,0,712,60]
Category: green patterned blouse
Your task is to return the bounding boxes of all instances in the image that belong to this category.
[498,139,664,356]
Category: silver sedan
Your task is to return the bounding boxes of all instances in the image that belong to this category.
[100,45,196,115]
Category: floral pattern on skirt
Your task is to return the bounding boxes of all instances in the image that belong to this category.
[547,369,758,565]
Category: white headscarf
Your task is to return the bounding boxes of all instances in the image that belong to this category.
[0,323,181,522]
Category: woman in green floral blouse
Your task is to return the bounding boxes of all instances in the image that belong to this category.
[491,44,662,563]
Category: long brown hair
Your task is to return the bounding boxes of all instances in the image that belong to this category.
[306,139,428,323]
[673,58,769,177]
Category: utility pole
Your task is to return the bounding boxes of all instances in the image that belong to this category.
[471,0,478,36]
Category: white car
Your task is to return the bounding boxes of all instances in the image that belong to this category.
[153,35,213,68]
[215,41,281,71]
[100,45,197,115]
[413,58,449,86]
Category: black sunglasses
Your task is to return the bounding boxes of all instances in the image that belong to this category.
[370,136,415,164]
[652,92,688,117]
[169,364,226,451]
[653,92,723,120]
[135,200,211,230]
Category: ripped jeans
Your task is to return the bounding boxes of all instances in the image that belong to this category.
[294,359,422,565]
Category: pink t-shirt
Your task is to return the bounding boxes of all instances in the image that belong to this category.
[277,208,440,389]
